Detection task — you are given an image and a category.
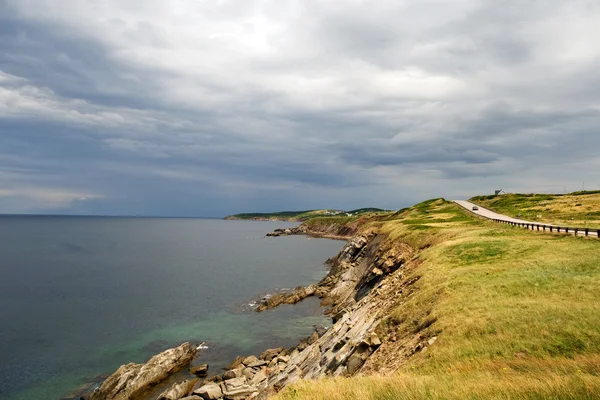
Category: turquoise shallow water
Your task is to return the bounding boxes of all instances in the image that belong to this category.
[0,217,344,400]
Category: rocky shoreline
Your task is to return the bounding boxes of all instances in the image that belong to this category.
[80,221,424,400]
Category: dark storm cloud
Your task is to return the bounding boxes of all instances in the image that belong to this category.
[1,0,600,215]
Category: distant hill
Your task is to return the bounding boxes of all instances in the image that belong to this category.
[224,207,388,221]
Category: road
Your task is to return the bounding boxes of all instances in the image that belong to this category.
[453,200,599,238]
[454,200,539,224]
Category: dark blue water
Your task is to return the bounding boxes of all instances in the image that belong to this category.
[0,217,344,400]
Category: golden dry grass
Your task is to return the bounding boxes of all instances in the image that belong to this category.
[274,198,600,399]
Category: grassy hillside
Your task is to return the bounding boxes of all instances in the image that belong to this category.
[471,191,600,228]
[275,198,600,399]
[225,208,387,221]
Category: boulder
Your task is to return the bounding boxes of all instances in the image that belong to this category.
[242,355,259,366]
[259,347,283,361]
[88,342,197,400]
[190,364,209,376]
[157,379,198,400]
[193,383,223,400]
[222,368,243,380]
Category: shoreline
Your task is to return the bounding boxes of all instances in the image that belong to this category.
[73,226,351,400]
[80,218,411,399]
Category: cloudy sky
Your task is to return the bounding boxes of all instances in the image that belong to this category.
[1,0,599,216]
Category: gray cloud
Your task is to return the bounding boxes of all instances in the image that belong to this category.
[1,0,600,215]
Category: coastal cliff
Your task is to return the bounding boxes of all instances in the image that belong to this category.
[82,197,600,399]
[83,211,414,400]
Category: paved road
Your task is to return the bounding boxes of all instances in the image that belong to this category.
[454,200,539,224]
[454,200,599,238]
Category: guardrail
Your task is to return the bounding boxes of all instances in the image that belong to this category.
[489,219,600,238]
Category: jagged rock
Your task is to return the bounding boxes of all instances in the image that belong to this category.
[307,332,319,345]
[157,379,198,400]
[222,377,258,399]
[365,332,381,347]
[259,347,283,361]
[250,369,268,386]
[190,364,209,376]
[242,367,255,380]
[87,342,197,400]
[242,355,259,366]
[276,355,290,363]
[193,383,223,400]
[248,359,268,368]
[223,368,244,380]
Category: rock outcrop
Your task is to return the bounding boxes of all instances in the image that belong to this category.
[86,342,197,400]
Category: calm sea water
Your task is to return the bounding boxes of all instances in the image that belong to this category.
[0,217,344,400]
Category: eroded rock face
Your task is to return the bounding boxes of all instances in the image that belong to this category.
[87,342,197,400]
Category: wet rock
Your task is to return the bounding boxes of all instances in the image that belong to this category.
[87,342,197,400]
[189,364,209,376]
[193,383,223,400]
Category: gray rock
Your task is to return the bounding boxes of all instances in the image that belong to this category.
[193,383,223,400]
[346,353,365,375]
[88,342,197,400]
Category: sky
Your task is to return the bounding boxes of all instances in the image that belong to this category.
[1,0,599,217]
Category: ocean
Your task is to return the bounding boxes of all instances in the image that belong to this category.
[0,216,344,400]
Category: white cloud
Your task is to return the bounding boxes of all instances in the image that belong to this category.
[1,0,600,214]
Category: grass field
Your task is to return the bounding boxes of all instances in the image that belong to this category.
[471,192,600,229]
[275,198,600,399]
